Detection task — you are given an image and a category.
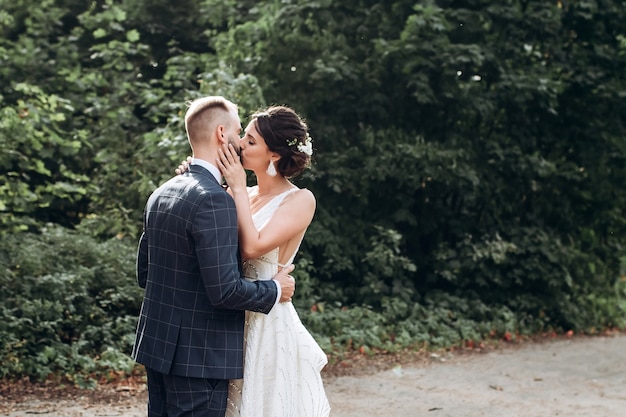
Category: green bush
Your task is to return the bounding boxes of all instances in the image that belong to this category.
[0,225,141,381]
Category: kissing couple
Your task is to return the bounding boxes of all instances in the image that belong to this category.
[132,96,330,417]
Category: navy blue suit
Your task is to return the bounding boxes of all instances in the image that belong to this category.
[132,164,278,416]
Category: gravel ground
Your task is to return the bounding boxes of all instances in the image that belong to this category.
[1,333,624,417]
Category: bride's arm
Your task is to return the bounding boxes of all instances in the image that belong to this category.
[239,187,315,260]
[218,144,316,260]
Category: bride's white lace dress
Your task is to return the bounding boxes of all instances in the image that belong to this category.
[225,186,330,417]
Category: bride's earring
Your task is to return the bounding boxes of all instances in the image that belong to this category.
[266,161,277,177]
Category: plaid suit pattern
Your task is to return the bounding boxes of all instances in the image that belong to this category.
[132,165,278,381]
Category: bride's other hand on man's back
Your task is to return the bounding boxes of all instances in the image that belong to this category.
[175,156,192,175]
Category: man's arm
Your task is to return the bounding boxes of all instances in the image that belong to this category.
[193,189,284,313]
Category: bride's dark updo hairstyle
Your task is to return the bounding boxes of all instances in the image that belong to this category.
[252,106,312,178]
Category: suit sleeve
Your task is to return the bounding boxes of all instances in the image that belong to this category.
[192,189,277,313]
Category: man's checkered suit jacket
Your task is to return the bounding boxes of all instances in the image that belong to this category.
[132,164,278,380]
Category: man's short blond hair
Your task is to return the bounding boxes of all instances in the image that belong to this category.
[185,96,236,146]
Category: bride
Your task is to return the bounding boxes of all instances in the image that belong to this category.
[214,105,330,417]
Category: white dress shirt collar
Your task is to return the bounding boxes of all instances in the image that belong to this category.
[191,157,222,184]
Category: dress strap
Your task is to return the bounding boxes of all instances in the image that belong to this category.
[275,187,298,203]
[275,188,302,267]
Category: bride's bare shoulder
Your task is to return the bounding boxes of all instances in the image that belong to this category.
[284,187,316,210]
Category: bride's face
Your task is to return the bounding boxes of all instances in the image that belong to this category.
[239,120,274,173]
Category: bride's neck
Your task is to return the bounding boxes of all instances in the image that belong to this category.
[255,175,292,196]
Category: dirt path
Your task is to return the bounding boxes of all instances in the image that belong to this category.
[327,334,626,416]
[1,333,625,417]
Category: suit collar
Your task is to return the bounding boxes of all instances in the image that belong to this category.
[190,158,222,184]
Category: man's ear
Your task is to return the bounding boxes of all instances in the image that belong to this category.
[216,125,227,145]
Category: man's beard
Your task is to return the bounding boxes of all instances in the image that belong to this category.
[227,135,241,157]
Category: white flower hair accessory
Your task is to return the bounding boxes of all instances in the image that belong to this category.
[287,134,313,156]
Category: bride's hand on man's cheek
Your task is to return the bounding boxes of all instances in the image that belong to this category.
[218,144,246,190]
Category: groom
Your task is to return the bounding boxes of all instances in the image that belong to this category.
[132,96,296,417]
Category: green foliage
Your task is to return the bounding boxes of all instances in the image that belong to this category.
[0,0,625,382]
[300,291,542,355]
[0,226,141,381]
[0,83,93,232]
[218,0,626,345]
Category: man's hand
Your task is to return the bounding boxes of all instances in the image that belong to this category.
[274,264,296,303]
